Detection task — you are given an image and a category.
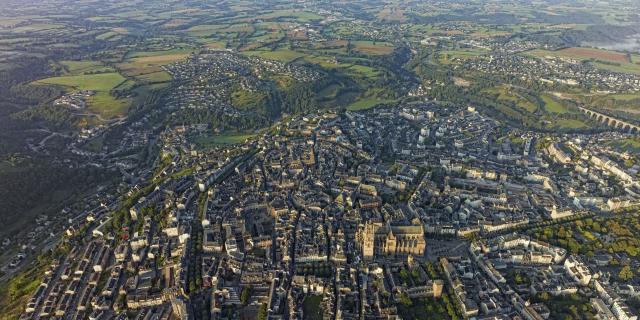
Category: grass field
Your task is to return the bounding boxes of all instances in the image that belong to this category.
[118,49,190,82]
[192,133,256,147]
[231,90,266,108]
[302,55,340,68]
[95,27,129,41]
[606,138,640,153]
[59,60,114,74]
[0,263,45,319]
[185,23,254,37]
[439,49,487,64]
[185,24,226,37]
[347,97,395,111]
[552,119,588,129]
[204,41,226,49]
[35,72,129,118]
[10,23,63,33]
[596,93,640,101]
[346,64,382,78]
[255,10,323,22]
[96,31,120,41]
[592,61,640,75]
[136,71,172,83]
[125,48,193,59]
[0,37,31,44]
[243,49,306,62]
[352,41,395,55]
[485,86,538,113]
[541,94,569,114]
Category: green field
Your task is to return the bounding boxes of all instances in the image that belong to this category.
[347,97,395,111]
[10,23,63,33]
[125,48,193,59]
[96,31,120,41]
[592,61,640,75]
[243,49,306,62]
[439,49,487,64]
[256,10,323,22]
[352,40,395,55]
[347,64,382,78]
[231,90,266,108]
[184,23,254,37]
[541,94,569,114]
[0,266,44,318]
[604,93,640,101]
[118,49,191,83]
[485,86,538,113]
[552,119,588,129]
[136,71,172,83]
[185,24,226,37]
[192,133,256,147]
[35,72,129,118]
[606,138,640,153]
[59,60,114,74]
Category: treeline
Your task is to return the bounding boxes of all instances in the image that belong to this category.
[0,162,117,237]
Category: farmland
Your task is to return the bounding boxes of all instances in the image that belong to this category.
[526,48,640,75]
[352,41,395,56]
[117,49,192,84]
[34,72,129,118]
[58,60,114,74]
[558,47,630,63]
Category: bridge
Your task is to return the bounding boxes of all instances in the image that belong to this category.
[578,106,640,134]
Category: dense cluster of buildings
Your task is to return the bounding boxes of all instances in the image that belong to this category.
[16,101,640,319]
[163,50,319,130]
[464,54,640,93]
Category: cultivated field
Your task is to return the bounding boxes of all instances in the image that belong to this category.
[352,41,395,55]
[558,47,629,63]
[117,49,191,83]
[526,47,640,75]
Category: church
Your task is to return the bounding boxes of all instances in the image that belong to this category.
[358,221,426,259]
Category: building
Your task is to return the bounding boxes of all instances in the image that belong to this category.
[358,221,426,259]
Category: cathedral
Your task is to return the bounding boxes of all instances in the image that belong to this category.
[358,221,426,259]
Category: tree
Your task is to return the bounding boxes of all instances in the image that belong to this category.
[399,292,412,306]
[539,292,550,301]
[241,285,253,306]
[619,265,634,281]
[399,269,410,285]
[257,303,268,320]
